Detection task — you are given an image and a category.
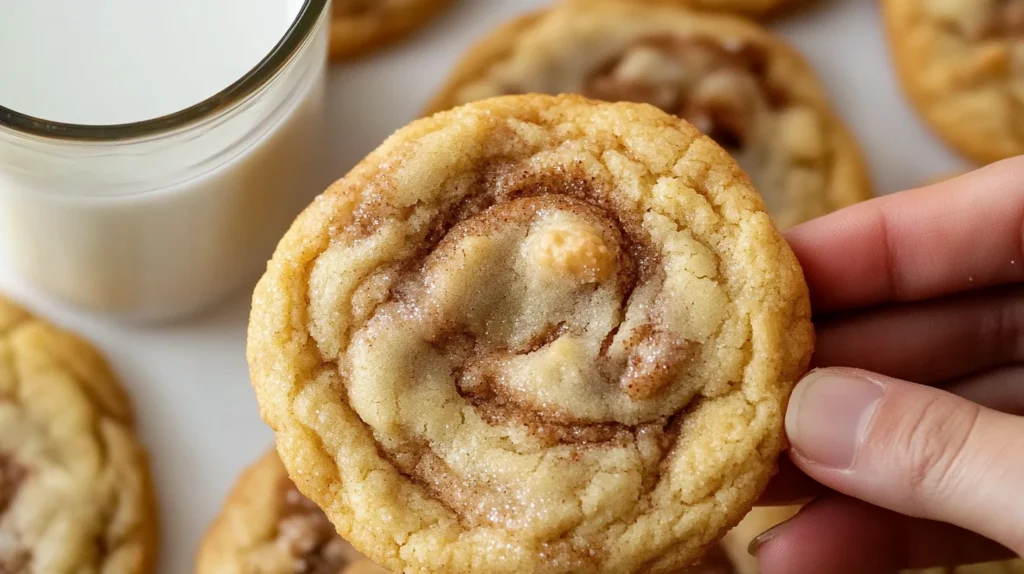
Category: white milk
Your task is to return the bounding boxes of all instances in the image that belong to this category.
[0,0,304,125]
[0,0,330,321]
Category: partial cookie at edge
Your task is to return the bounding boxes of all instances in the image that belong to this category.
[882,0,1024,164]
[0,294,158,574]
[196,449,387,574]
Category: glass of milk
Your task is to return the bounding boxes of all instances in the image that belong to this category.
[0,0,330,321]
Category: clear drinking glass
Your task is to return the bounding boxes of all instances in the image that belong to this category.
[0,0,330,322]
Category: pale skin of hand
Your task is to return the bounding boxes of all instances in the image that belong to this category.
[750,157,1024,573]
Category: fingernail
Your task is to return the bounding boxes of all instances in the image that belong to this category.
[747,518,791,556]
[785,368,884,470]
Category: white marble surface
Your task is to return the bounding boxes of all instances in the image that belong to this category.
[0,0,972,572]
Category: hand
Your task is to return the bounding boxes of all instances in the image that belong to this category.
[751,158,1024,573]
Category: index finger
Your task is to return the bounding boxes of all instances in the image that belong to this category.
[785,157,1024,313]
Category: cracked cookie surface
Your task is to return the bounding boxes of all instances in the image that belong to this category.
[0,294,157,574]
[883,0,1024,163]
[424,0,872,230]
[330,0,454,60]
[197,450,388,574]
[248,94,813,574]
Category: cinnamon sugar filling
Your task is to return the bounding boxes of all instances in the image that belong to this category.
[314,166,745,539]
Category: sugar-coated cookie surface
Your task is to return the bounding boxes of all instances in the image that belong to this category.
[248,94,813,574]
[197,450,388,574]
[425,0,872,230]
[0,295,157,574]
[883,0,1024,164]
[330,0,454,60]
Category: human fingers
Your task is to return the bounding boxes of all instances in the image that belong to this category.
[784,368,1024,555]
[945,366,1024,416]
[753,495,1017,574]
[812,286,1024,385]
[785,157,1024,313]
[758,365,1024,507]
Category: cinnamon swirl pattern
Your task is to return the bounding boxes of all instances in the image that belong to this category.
[424,0,872,230]
[248,95,814,573]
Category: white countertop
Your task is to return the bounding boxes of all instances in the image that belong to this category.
[0,0,971,572]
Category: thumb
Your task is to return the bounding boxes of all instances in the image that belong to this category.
[785,367,1024,555]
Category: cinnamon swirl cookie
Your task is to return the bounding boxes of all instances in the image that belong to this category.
[196,450,388,574]
[883,0,1024,164]
[330,0,454,60]
[248,94,814,574]
[424,0,872,230]
[0,294,157,574]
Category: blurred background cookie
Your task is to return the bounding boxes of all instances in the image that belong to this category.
[609,0,806,19]
[882,0,1024,164]
[330,0,456,60]
[0,294,158,574]
[196,449,386,574]
[425,0,872,230]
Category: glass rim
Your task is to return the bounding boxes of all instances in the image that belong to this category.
[0,0,329,143]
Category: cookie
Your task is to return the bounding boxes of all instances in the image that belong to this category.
[329,0,454,61]
[196,450,388,574]
[424,0,872,230]
[0,294,157,573]
[611,0,802,19]
[248,94,814,573]
[882,0,1024,164]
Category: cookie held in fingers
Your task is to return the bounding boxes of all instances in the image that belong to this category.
[425,0,872,230]
[248,94,814,574]
[330,0,454,60]
[196,450,387,574]
[0,294,158,574]
[883,0,1024,164]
